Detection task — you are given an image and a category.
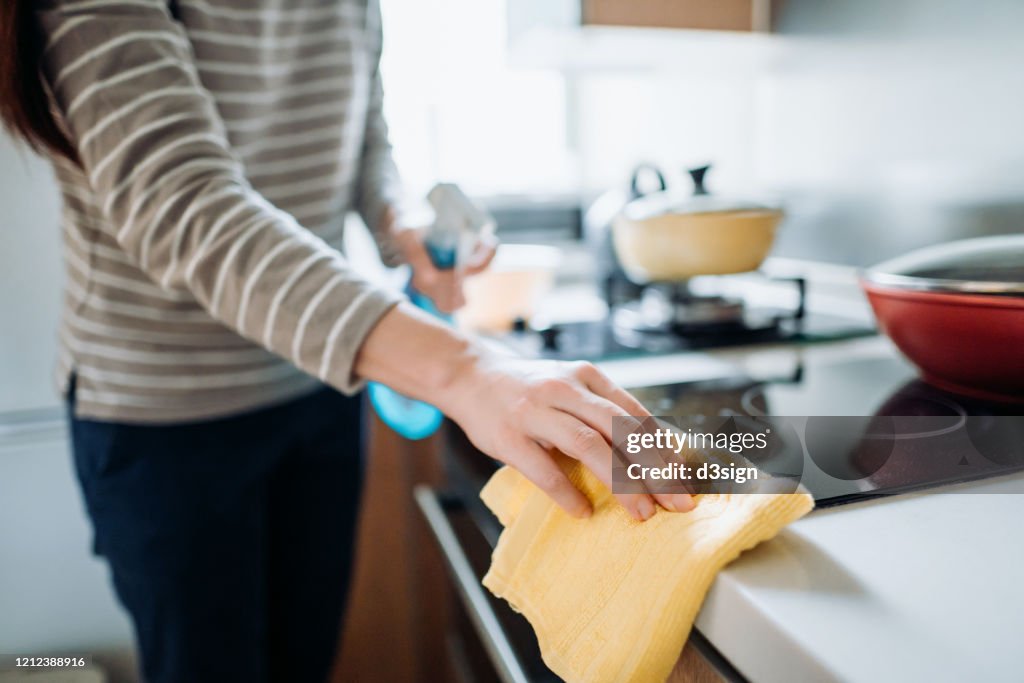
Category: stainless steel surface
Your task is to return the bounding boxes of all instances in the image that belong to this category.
[414,486,530,683]
[859,271,1024,295]
[861,235,1024,295]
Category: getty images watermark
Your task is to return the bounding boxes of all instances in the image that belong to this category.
[610,414,1024,497]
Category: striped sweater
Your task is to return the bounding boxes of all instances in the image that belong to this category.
[38,0,406,423]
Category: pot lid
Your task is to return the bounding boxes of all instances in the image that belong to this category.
[620,163,780,221]
[622,191,776,221]
[863,235,1024,295]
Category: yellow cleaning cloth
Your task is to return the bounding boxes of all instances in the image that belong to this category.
[481,458,814,683]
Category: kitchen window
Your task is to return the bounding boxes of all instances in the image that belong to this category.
[379,0,578,199]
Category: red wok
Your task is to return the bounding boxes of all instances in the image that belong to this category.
[860,235,1024,403]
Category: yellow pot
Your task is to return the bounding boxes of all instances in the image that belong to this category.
[612,197,783,282]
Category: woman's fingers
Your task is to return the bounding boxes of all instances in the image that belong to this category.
[396,228,432,271]
[464,236,498,276]
[569,364,696,508]
[533,364,696,514]
[573,361,651,417]
[543,378,636,442]
[426,270,465,313]
[398,227,493,312]
[404,240,466,313]
[507,437,592,518]
[525,405,658,521]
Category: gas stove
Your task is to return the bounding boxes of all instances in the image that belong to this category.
[504,274,876,360]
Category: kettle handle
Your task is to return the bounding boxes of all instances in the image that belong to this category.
[688,164,711,196]
[629,163,668,199]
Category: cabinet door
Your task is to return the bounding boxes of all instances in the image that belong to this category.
[582,0,777,32]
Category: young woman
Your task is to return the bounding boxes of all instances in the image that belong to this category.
[0,1,694,681]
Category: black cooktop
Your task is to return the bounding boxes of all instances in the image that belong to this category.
[504,310,876,361]
[445,351,1024,542]
[625,359,1024,509]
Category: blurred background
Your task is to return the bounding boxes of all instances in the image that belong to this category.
[379,0,1024,255]
[2,0,1022,680]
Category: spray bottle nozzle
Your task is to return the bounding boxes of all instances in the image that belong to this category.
[424,183,495,270]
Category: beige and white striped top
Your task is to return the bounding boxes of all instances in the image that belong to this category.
[38,0,406,423]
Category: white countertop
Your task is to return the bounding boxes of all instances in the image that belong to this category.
[596,337,1024,683]
[696,474,1024,683]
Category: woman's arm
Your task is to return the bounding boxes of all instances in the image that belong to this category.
[40,0,398,394]
[40,0,692,519]
[352,1,404,269]
[356,303,695,519]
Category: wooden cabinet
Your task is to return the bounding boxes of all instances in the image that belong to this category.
[581,0,780,32]
[333,414,454,683]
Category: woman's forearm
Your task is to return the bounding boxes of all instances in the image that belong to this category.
[354,303,695,521]
[353,301,482,411]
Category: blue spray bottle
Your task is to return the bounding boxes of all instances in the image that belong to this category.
[367,183,495,440]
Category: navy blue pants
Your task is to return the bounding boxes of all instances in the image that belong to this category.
[69,383,365,683]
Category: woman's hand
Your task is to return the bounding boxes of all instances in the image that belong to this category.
[394,227,497,314]
[439,355,696,521]
[356,302,695,521]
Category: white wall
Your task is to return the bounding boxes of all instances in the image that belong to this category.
[759,0,1024,263]
[379,0,575,197]
[0,140,133,670]
[0,136,64,414]
[571,0,1024,264]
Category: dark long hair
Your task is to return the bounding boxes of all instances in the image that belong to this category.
[0,0,77,161]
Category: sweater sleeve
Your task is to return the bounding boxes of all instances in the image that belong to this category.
[38,0,403,394]
[352,0,406,267]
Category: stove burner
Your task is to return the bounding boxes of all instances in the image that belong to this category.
[500,275,870,361]
[609,276,806,349]
[613,289,746,330]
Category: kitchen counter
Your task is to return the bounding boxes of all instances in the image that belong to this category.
[594,337,1024,683]
[693,473,1024,683]
[446,256,1022,682]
